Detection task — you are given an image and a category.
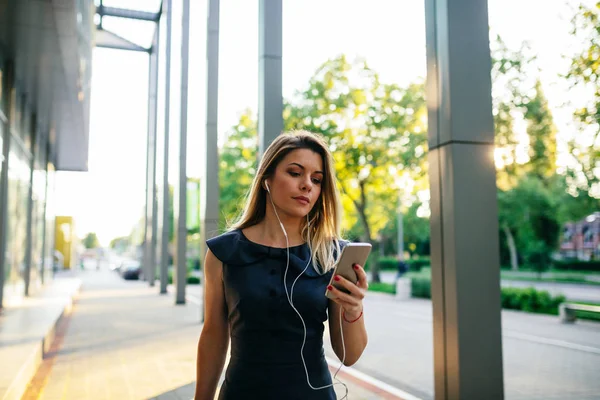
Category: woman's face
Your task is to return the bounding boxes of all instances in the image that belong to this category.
[266,148,324,220]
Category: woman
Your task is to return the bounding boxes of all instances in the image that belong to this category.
[194,131,368,400]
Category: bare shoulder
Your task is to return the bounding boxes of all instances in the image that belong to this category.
[204,249,223,276]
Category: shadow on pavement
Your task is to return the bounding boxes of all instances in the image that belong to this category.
[150,381,195,400]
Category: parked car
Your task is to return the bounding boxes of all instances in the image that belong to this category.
[120,260,142,280]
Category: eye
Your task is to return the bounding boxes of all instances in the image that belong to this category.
[312,178,322,185]
[288,171,301,177]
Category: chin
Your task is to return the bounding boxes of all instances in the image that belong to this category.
[284,207,310,219]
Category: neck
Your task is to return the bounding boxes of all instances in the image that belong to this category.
[260,207,305,247]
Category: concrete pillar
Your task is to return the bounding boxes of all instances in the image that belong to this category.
[258,0,282,156]
[145,27,159,287]
[159,0,173,295]
[425,0,504,398]
[199,0,220,322]
[174,0,191,305]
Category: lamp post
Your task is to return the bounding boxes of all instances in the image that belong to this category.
[397,191,404,261]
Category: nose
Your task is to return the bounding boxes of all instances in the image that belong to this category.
[301,177,312,192]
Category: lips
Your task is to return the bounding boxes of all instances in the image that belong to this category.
[293,196,310,205]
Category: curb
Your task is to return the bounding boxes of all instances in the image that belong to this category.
[1,279,82,400]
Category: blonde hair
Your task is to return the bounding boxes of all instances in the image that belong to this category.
[231,130,343,273]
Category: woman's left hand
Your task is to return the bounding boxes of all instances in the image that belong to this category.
[327,263,368,320]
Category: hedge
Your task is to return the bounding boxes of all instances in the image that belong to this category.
[500,287,565,315]
[410,278,566,316]
[408,257,430,272]
[411,277,432,299]
[553,260,600,272]
[377,256,431,272]
[166,271,201,284]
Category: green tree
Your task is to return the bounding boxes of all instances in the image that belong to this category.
[109,236,128,248]
[83,232,100,249]
[524,80,558,180]
[284,55,428,282]
[219,110,258,229]
[566,1,600,194]
[514,177,561,273]
[491,35,539,270]
[491,35,535,190]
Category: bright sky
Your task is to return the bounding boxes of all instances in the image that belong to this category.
[55,0,593,246]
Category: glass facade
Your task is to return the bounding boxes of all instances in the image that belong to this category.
[4,86,32,305]
[0,59,51,306]
[43,160,56,282]
[29,123,47,293]
[0,51,6,308]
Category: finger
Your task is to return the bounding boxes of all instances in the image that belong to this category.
[352,264,369,289]
[327,284,363,305]
[332,275,365,299]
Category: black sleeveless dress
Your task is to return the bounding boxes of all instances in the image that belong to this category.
[206,229,337,400]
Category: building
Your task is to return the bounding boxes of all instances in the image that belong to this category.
[560,212,600,260]
[0,0,94,306]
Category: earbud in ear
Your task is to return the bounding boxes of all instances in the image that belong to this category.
[265,181,270,192]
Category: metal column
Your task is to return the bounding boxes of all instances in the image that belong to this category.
[175,0,191,305]
[0,63,14,310]
[200,0,220,322]
[145,28,159,287]
[23,117,36,296]
[39,142,49,285]
[159,0,173,295]
[425,0,504,398]
[258,0,282,156]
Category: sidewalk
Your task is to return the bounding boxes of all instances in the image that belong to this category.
[18,268,398,400]
[0,272,81,400]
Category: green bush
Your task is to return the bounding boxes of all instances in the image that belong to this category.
[407,257,430,272]
[372,256,431,272]
[368,282,396,294]
[553,260,600,272]
[167,270,201,284]
[378,257,400,270]
[409,278,565,315]
[501,287,565,315]
[411,277,432,299]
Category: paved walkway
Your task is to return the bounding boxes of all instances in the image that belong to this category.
[21,269,399,400]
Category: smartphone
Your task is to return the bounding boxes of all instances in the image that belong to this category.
[325,242,372,298]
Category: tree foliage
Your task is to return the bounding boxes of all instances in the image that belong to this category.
[218,110,258,229]
[283,55,428,281]
[218,56,428,282]
[566,1,600,195]
[491,35,562,270]
[83,232,100,249]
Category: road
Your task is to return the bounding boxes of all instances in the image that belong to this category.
[324,292,600,400]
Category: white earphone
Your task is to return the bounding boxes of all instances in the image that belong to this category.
[265,180,348,399]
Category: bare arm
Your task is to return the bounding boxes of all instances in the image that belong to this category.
[194,249,229,400]
[327,264,368,366]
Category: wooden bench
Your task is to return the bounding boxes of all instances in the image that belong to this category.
[559,302,600,323]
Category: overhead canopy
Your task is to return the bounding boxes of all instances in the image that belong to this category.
[0,0,94,171]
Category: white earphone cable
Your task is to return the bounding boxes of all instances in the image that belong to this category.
[266,187,348,399]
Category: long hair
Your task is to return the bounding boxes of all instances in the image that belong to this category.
[231,130,342,273]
